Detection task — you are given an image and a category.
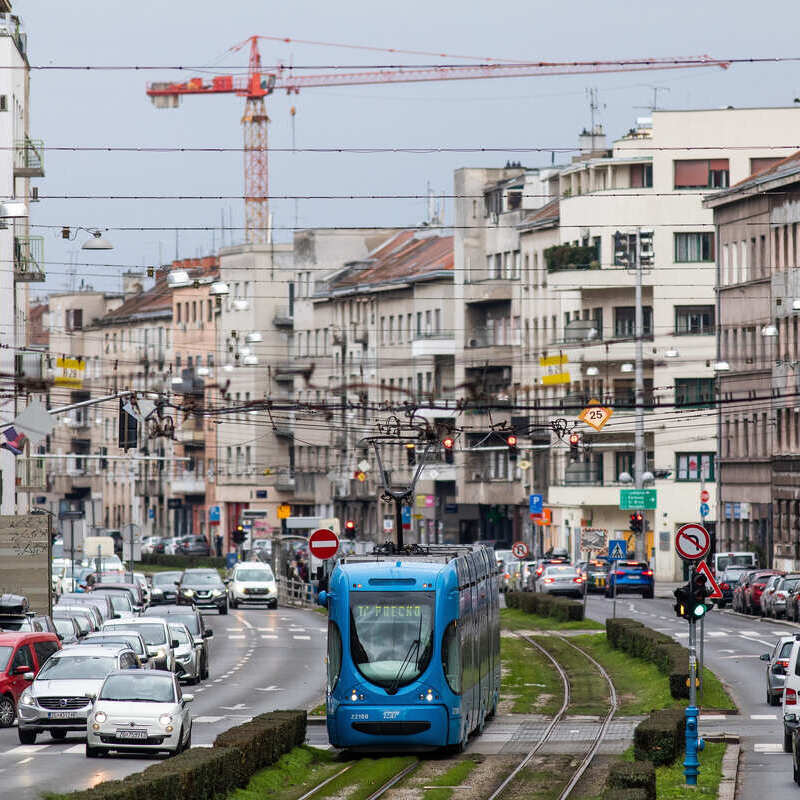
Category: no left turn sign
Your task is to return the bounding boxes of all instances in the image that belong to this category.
[674,523,711,561]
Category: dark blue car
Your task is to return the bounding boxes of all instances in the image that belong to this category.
[604,561,654,599]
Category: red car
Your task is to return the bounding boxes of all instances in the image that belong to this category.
[745,570,783,615]
[0,631,60,727]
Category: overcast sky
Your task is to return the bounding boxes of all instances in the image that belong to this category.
[19,0,800,295]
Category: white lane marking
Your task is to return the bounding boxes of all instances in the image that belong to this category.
[213,678,223,683]
[280,617,290,620]
[16,757,33,765]
[194,716,225,723]
[739,630,761,637]
[228,635,246,640]
[751,714,777,720]
[707,631,728,637]
[293,635,311,640]
[257,627,274,632]
[739,634,775,648]
[289,628,306,632]
[719,649,736,654]
[261,635,278,639]
[675,632,689,638]
[227,627,244,632]
[240,618,255,630]
[220,703,250,711]
[754,743,785,753]
[192,743,214,748]
[720,654,761,659]
[6,745,47,755]
[699,715,728,721]
[255,686,281,692]
[65,745,84,754]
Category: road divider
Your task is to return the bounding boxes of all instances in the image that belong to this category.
[505,590,585,622]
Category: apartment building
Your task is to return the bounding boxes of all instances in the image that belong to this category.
[706,151,800,570]
[0,4,43,514]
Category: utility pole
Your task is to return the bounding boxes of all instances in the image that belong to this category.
[633,228,646,561]
[339,328,349,530]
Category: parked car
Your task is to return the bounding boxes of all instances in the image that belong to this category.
[101,618,179,672]
[767,574,800,618]
[16,644,139,744]
[761,635,794,706]
[228,562,278,609]
[604,561,654,599]
[162,537,183,556]
[176,535,211,557]
[760,574,784,616]
[782,638,800,752]
[143,606,212,681]
[149,571,183,605]
[534,564,584,597]
[0,631,61,728]
[86,669,193,757]
[139,536,162,556]
[177,569,228,614]
[731,570,755,613]
[744,570,783,615]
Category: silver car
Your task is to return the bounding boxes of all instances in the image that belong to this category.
[79,631,154,669]
[169,622,200,684]
[535,564,585,598]
[762,635,795,705]
[86,670,192,757]
[17,644,140,744]
[102,619,178,672]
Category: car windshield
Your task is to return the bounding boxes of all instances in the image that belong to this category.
[161,614,200,636]
[235,568,274,582]
[53,618,75,638]
[106,623,166,645]
[89,635,144,655]
[152,572,182,587]
[349,591,434,690]
[99,673,175,702]
[0,645,12,671]
[183,573,222,587]
[108,595,132,612]
[38,654,117,680]
[169,625,191,646]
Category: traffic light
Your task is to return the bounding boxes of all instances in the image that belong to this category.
[232,524,246,545]
[506,434,518,462]
[345,519,356,536]
[614,231,631,267]
[406,443,416,466]
[673,582,691,619]
[118,398,138,451]
[690,571,711,619]
[442,436,454,465]
[629,512,643,533]
[569,432,581,462]
[639,229,654,267]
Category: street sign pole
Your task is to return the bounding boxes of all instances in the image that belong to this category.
[684,563,703,787]
[612,558,618,619]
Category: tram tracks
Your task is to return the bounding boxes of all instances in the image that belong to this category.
[295,759,420,800]
[487,631,618,800]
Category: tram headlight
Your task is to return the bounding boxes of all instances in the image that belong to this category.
[419,688,435,702]
[349,688,364,702]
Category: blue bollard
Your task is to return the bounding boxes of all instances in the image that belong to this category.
[684,705,700,785]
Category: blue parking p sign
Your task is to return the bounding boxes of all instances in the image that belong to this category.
[608,539,627,560]
[529,494,543,515]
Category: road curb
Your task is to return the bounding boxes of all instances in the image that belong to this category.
[721,608,800,630]
[714,735,739,800]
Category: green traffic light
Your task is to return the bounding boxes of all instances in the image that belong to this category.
[692,604,706,618]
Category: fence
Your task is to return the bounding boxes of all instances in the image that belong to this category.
[277,576,314,608]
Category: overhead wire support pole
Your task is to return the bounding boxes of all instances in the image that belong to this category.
[633,227,646,561]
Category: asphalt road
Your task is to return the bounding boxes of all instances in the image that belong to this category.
[584,591,796,797]
[3,605,327,800]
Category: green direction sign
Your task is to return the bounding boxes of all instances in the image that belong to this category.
[619,488,657,510]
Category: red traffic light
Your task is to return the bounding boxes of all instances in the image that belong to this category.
[442,436,454,450]
[345,520,355,531]
[506,434,518,447]
[569,433,580,446]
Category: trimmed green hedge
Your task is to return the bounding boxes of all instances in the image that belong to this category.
[505,590,584,622]
[604,760,656,800]
[140,553,227,570]
[52,710,306,800]
[606,618,690,700]
[634,707,685,766]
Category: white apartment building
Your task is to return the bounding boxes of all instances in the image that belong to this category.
[0,5,42,514]
[520,108,800,580]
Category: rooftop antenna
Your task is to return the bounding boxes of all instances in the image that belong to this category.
[586,87,605,150]
[635,85,671,112]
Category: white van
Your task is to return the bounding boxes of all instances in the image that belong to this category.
[780,634,800,751]
[713,551,757,575]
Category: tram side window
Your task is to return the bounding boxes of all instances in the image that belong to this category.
[442,620,461,694]
[327,620,342,690]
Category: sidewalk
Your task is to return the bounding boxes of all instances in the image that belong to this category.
[655,581,681,599]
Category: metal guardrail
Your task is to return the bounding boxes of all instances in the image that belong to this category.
[277,576,314,608]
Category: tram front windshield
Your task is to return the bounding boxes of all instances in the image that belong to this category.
[349,591,434,690]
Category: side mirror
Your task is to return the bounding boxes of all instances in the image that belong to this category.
[760,653,771,661]
[223,579,230,585]
[15,665,32,675]
[174,581,180,586]
[317,590,328,608]
[182,694,194,703]
[203,629,213,638]
[22,671,34,681]
[57,633,64,641]
[171,639,180,649]
[113,613,121,619]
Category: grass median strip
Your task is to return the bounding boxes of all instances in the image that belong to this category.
[421,759,478,800]
[501,606,603,632]
[654,740,726,798]
[501,635,563,714]
[316,756,417,799]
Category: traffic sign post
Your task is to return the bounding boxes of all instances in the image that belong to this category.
[308,528,340,560]
[675,523,711,561]
[511,541,529,560]
[607,539,627,619]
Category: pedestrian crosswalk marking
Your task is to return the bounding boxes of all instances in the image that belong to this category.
[293,635,311,640]
[706,631,728,637]
[754,743,784,753]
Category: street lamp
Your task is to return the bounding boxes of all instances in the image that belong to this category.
[713,360,731,372]
[621,362,634,373]
[245,331,263,343]
[167,270,191,288]
[665,348,680,358]
[209,281,230,296]
[81,230,114,250]
[585,366,599,376]
[761,324,779,337]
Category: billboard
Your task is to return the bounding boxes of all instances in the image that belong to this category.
[0,515,51,615]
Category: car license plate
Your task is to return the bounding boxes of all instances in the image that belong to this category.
[48,711,79,719]
[116,729,148,739]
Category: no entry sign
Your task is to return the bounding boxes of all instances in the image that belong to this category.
[308,528,340,560]
[674,523,710,561]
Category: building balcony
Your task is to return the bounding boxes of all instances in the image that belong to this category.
[15,457,46,491]
[457,477,520,506]
[176,425,205,446]
[134,478,162,496]
[14,235,45,282]
[548,483,626,508]
[411,333,455,358]
[463,329,515,367]
[274,469,295,492]
[272,307,293,328]
[172,473,205,494]
[14,137,44,178]
[547,265,657,292]
[464,278,515,304]
[294,471,316,501]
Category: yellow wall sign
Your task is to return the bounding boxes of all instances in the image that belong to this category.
[277,503,291,520]
[54,357,85,388]
[539,354,570,386]
[578,399,613,431]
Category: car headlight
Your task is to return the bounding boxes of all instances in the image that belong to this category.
[152,588,163,596]
[19,690,35,707]
[94,711,107,723]
[211,589,222,597]
[158,713,173,727]
[183,589,194,597]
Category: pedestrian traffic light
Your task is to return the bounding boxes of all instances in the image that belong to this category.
[442,436,454,464]
[614,230,630,267]
[118,397,138,451]
[673,582,691,619]
[629,512,643,533]
[406,443,416,466]
[232,524,246,545]
[568,432,581,461]
[506,434,519,462]
[345,519,356,536]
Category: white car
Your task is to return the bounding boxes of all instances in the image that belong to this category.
[102,619,177,672]
[132,572,151,606]
[86,670,192,757]
[139,537,161,556]
[17,645,140,744]
[228,563,278,609]
[168,622,201,684]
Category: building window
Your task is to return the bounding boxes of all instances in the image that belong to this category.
[675,378,714,408]
[675,232,714,262]
[630,164,653,188]
[675,305,715,335]
[674,159,729,189]
[676,452,715,481]
[614,306,653,338]
[750,157,782,175]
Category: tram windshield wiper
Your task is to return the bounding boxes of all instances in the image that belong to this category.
[387,635,420,695]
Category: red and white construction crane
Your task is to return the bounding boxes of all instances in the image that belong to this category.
[146,37,728,243]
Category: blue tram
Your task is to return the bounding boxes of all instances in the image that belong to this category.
[319,544,500,751]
